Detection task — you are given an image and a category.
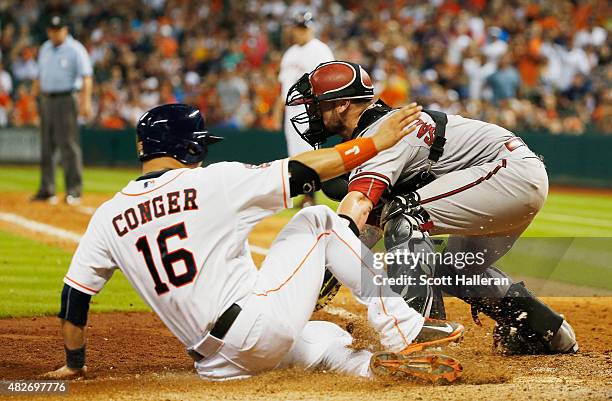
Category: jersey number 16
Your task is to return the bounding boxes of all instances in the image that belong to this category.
[135,222,197,295]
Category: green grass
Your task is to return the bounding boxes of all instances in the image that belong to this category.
[0,230,148,318]
[496,237,612,288]
[4,164,612,237]
[1,165,139,194]
[1,165,612,318]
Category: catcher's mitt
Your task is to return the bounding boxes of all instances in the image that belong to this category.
[315,269,341,311]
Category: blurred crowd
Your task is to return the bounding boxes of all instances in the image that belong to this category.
[0,0,609,134]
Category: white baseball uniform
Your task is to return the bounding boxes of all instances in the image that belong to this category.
[348,109,548,267]
[279,39,334,156]
[64,159,424,380]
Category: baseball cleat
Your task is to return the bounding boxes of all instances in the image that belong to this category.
[370,351,463,383]
[31,192,58,205]
[548,319,579,354]
[65,195,81,206]
[401,318,464,355]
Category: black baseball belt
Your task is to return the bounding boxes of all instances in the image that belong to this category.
[42,90,76,97]
[187,303,242,362]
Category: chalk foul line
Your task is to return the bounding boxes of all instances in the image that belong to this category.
[0,211,362,315]
[0,211,269,255]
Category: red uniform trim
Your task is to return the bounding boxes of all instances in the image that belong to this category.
[348,177,388,205]
[420,220,434,232]
[420,159,508,205]
[350,171,391,186]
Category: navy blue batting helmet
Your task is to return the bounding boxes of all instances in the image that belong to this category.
[136,104,223,164]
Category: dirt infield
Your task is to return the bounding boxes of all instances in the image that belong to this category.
[1,192,612,400]
[0,297,611,400]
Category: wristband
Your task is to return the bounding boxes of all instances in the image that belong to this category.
[334,137,377,171]
[65,345,86,369]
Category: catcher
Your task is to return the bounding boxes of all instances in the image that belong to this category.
[286,61,578,355]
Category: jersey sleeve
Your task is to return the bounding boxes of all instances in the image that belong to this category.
[74,41,93,77]
[320,43,334,63]
[218,159,292,223]
[278,50,292,89]
[348,123,419,205]
[64,211,117,295]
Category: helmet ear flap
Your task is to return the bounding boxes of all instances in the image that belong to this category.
[187,141,202,156]
[181,139,206,163]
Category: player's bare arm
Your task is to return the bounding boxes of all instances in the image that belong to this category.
[44,284,92,379]
[336,191,374,230]
[290,103,421,181]
[43,321,87,379]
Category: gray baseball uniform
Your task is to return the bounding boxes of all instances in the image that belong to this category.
[348,109,548,268]
[341,107,577,354]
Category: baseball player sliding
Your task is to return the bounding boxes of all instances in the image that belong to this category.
[44,103,465,383]
[286,61,578,355]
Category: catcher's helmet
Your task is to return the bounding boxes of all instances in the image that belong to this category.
[136,104,223,164]
[286,61,374,148]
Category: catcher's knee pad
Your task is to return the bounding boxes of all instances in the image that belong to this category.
[380,193,443,318]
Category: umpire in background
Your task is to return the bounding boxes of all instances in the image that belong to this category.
[32,14,93,206]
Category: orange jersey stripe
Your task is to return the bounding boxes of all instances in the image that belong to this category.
[281,159,288,209]
[65,276,99,294]
[254,231,331,297]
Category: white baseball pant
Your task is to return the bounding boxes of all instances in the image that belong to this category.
[195,205,424,380]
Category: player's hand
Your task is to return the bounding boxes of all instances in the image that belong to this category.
[371,103,422,152]
[42,365,87,380]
